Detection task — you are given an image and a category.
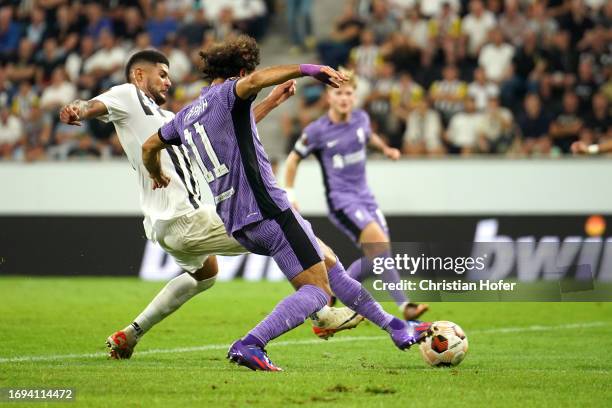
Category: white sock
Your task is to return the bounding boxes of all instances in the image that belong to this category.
[128,273,216,338]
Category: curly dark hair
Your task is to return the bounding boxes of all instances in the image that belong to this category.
[199,35,260,81]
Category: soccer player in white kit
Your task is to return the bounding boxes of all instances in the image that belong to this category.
[59,50,361,359]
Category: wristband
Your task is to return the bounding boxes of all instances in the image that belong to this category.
[299,64,322,77]
[587,144,600,155]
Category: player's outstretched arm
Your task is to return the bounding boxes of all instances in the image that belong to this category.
[59,99,108,126]
[142,132,171,189]
[236,64,347,100]
[253,80,297,123]
[369,132,401,160]
[284,151,303,208]
[571,140,612,155]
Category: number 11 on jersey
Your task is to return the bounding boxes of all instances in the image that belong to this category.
[183,122,229,183]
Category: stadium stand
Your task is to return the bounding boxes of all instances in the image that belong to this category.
[0,0,609,161]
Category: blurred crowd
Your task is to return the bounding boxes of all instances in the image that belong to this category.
[0,0,272,161]
[283,0,611,157]
[0,0,609,162]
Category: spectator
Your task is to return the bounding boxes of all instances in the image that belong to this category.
[11,80,38,120]
[584,93,610,141]
[25,7,48,47]
[40,67,76,113]
[48,4,82,53]
[558,0,594,46]
[65,35,95,86]
[429,65,468,124]
[20,103,51,162]
[445,96,482,154]
[0,106,23,159]
[403,99,445,156]
[367,0,398,44]
[544,31,579,94]
[574,59,599,115]
[0,6,22,60]
[212,7,240,41]
[400,7,429,51]
[469,66,499,111]
[502,30,546,109]
[178,8,211,46]
[84,3,113,40]
[395,72,424,114]
[160,38,191,83]
[478,28,514,83]
[549,92,584,153]
[0,66,12,108]
[517,93,552,156]
[429,1,463,68]
[419,0,461,18]
[5,39,36,83]
[349,29,380,81]
[365,61,402,145]
[462,0,497,59]
[114,7,145,46]
[380,32,420,76]
[498,0,528,46]
[146,2,178,47]
[478,96,514,153]
[317,4,365,68]
[35,38,66,85]
[82,29,127,87]
[286,0,314,52]
[526,2,558,46]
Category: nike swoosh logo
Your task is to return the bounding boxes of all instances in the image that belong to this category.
[327,140,339,148]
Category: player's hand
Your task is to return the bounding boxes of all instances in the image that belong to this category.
[150,172,170,189]
[268,80,297,107]
[59,104,82,126]
[570,141,588,155]
[384,147,401,161]
[300,64,348,88]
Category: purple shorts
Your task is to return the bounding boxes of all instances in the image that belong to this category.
[328,202,389,245]
[233,208,324,280]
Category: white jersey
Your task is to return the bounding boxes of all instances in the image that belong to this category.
[94,83,203,238]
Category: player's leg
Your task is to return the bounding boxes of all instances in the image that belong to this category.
[106,256,218,359]
[318,239,431,349]
[345,207,428,320]
[107,208,236,359]
[228,209,336,370]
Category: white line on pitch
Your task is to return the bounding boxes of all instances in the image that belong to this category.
[0,321,608,364]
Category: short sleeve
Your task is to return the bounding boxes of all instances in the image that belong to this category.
[359,110,373,142]
[92,84,135,123]
[158,118,182,146]
[214,79,256,111]
[293,127,319,158]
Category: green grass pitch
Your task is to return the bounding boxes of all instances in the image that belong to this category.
[1,277,611,407]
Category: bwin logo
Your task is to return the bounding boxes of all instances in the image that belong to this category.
[468,219,612,282]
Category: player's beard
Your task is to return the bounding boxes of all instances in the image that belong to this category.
[151,90,167,105]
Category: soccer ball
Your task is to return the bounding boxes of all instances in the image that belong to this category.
[419,321,468,367]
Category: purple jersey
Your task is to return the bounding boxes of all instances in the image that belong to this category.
[159,79,290,234]
[294,109,377,211]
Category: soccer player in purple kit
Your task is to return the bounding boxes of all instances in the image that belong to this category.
[141,35,431,371]
[284,68,429,322]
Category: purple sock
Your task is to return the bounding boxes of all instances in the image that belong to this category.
[346,258,367,281]
[327,259,394,330]
[243,284,329,347]
[378,251,409,306]
[348,252,409,306]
